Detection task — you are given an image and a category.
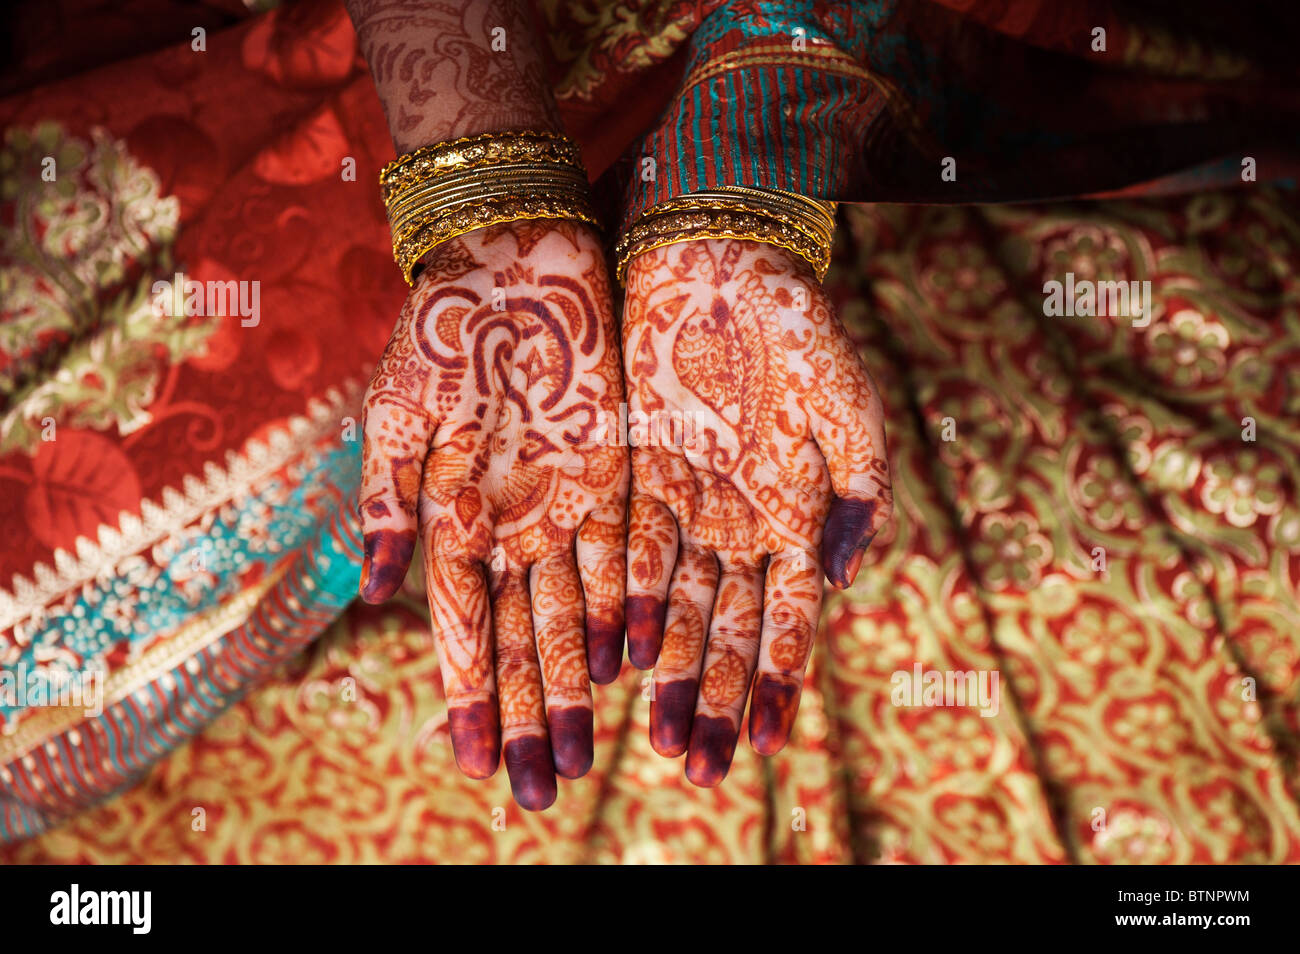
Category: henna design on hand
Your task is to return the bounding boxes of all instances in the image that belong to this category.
[359,220,628,810]
[622,239,892,786]
[345,0,562,152]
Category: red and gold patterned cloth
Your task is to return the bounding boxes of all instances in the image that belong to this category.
[2,0,1299,859]
[8,188,1300,863]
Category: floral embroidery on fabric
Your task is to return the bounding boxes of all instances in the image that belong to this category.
[0,122,215,456]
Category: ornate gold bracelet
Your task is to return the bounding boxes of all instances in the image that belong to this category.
[614,186,838,283]
[380,130,598,285]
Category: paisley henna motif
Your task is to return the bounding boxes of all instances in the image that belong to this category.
[623,238,892,785]
[359,220,627,810]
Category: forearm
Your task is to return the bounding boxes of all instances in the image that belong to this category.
[616,0,874,235]
[344,0,561,153]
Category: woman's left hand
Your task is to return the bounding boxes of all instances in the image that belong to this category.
[621,238,892,786]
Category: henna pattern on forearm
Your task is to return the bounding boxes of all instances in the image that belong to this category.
[344,0,561,152]
[623,239,893,786]
[359,220,627,810]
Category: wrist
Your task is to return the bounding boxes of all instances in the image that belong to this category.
[345,0,564,156]
[389,107,562,158]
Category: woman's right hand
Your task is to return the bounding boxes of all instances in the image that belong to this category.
[357,219,628,810]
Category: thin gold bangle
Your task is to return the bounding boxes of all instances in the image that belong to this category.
[395,193,600,285]
[380,130,586,200]
[391,183,594,257]
[386,168,590,232]
[614,187,837,283]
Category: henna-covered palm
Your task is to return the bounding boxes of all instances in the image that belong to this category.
[622,239,892,787]
[359,220,628,810]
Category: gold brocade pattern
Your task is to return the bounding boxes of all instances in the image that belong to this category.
[0,122,213,457]
[1120,21,1252,80]
[821,189,1300,864]
[682,38,882,89]
[534,0,718,102]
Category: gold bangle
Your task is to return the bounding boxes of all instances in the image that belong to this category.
[387,167,591,240]
[380,130,597,285]
[653,190,835,255]
[386,164,589,221]
[395,193,600,286]
[391,182,593,253]
[614,187,837,283]
[380,130,585,201]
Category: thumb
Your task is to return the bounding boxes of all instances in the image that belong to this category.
[358,381,435,604]
[808,339,892,590]
[821,491,889,589]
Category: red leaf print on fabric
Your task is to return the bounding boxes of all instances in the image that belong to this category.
[266,327,322,392]
[185,258,245,372]
[241,0,358,88]
[252,107,350,186]
[25,431,142,551]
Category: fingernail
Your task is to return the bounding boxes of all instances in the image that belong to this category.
[625,595,667,669]
[822,495,877,589]
[684,714,738,788]
[843,547,866,587]
[649,678,696,757]
[504,735,558,811]
[447,701,500,779]
[748,674,800,756]
[548,706,594,779]
[586,615,624,685]
[360,529,416,603]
